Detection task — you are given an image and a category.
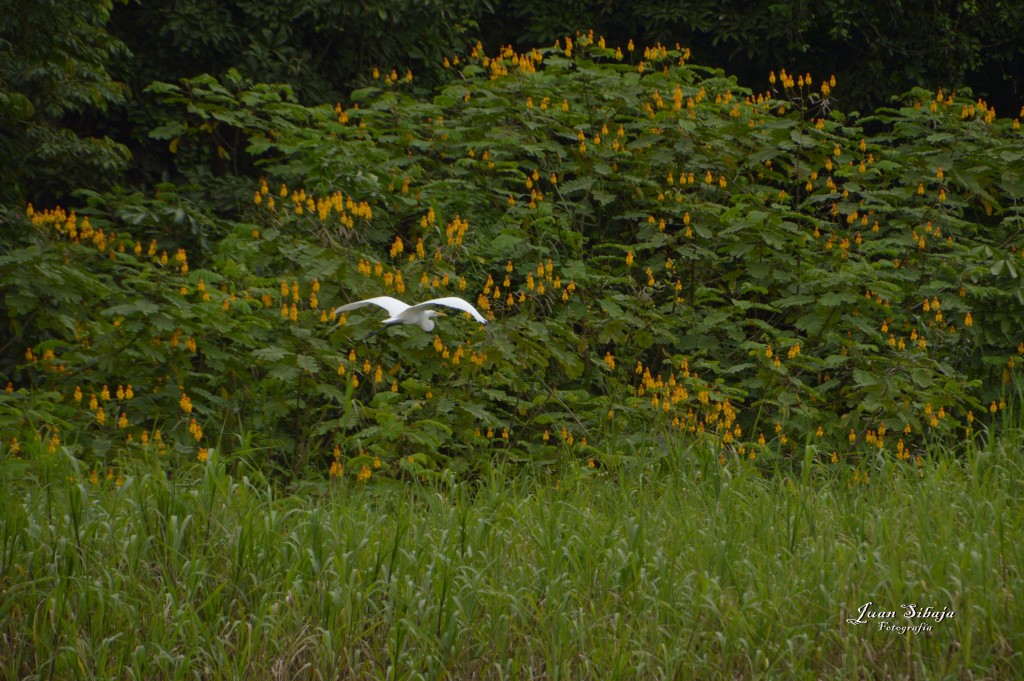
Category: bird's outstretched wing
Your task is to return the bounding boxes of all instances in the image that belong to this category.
[333,296,410,318]
[410,297,488,324]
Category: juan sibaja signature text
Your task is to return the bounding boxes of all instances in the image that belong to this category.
[847,602,955,634]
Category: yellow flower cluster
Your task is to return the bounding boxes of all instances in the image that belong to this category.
[445,215,470,246]
[22,345,66,374]
[479,258,576,317]
[256,180,372,227]
[28,205,136,261]
[371,66,413,85]
[84,468,124,487]
[328,445,344,479]
[959,98,998,123]
[188,418,203,442]
[26,206,237,331]
[333,102,349,124]
[461,41,545,79]
[356,258,407,295]
[431,335,486,367]
[521,168,550,208]
[863,422,888,449]
[629,358,743,447]
[390,236,404,258]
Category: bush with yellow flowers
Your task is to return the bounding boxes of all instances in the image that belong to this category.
[2,33,1022,480]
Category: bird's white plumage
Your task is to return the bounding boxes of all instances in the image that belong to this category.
[334,296,412,318]
[333,295,487,332]
[406,297,488,323]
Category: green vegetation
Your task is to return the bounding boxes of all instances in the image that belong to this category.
[0,0,130,204]
[2,436,1022,678]
[3,6,1024,677]
[7,1,1023,205]
[3,37,1022,480]
[486,0,1024,115]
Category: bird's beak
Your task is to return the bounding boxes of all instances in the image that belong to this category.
[435,311,447,316]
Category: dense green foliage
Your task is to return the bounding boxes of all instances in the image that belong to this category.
[103,1,1024,116]
[3,37,1022,481]
[103,0,493,193]
[3,11,1024,678]
[5,0,1023,205]
[0,0,130,204]
[109,0,489,104]
[2,440,1022,678]
[485,0,1024,114]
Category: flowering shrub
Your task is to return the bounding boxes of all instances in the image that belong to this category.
[2,34,1022,480]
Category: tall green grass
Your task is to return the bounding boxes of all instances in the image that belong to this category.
[2,434,1023,679]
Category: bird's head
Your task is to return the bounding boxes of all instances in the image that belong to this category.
[419,309,445,332]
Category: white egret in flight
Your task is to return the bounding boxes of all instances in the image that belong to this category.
[333,296,488,334]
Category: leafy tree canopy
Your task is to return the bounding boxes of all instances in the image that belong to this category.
[0,0,131,205]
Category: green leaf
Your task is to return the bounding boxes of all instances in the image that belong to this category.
[296,354,319,374]
[253,347,290,361]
